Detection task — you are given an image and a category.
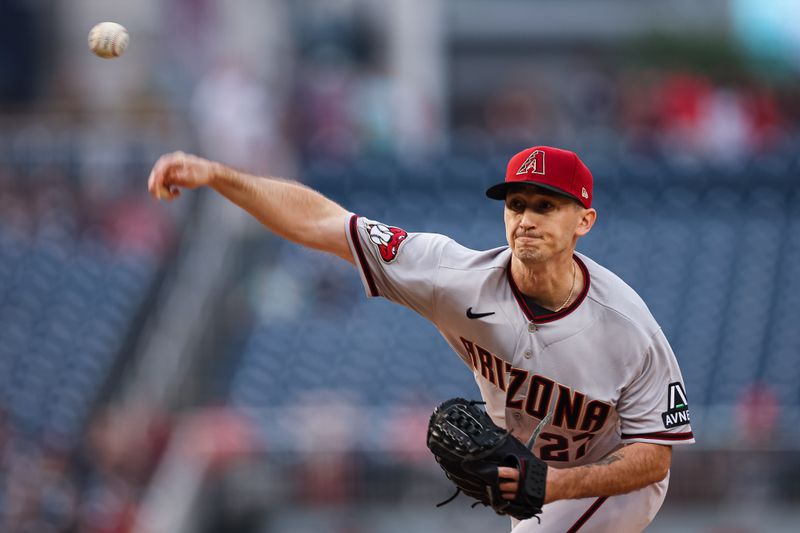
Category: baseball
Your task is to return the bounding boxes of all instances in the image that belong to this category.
[88,22,129,59]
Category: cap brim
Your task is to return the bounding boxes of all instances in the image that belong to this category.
[485,181,581,203]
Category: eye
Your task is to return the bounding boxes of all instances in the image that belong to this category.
[507,198,525,212]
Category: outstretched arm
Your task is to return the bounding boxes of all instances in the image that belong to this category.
[499,442,671,504]
[148,152,354,263]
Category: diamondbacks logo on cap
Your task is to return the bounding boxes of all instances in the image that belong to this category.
[516,150,546,176]
[661,382,690,429]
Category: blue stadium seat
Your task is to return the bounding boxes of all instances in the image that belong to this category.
[0,230,159,440]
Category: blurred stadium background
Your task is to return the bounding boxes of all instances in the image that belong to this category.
[1,0,800,532]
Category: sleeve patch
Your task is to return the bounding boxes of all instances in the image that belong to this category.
[364,219,408,263]
[661,382,690,429]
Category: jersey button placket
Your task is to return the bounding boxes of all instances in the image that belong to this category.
[528,322,537,333]
[524,350,532,359]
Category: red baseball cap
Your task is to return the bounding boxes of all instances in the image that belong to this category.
[486,146,593,208]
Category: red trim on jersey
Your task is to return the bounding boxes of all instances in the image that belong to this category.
[507,255,591,323]
[349,214,379,297]
[621,431,694,441]
[566,496,608,533]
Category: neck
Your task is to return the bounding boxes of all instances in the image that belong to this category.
[510,251,581,311]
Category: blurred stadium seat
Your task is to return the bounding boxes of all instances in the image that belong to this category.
[0,214,160,444]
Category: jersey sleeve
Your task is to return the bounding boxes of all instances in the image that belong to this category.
[344,214,451,319]
[617,329,695,446]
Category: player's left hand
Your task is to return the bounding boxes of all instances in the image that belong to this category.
[427,398,547,521]
[498,466,520,500]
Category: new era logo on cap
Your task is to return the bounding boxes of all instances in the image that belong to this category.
[486,146,594,208]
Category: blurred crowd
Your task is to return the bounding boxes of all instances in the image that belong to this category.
[0,406,170,533]
[479,67,798,164]
[290,57,800,164]
[0,122,177,257]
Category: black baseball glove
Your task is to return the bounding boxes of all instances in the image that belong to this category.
[426,398,548,521]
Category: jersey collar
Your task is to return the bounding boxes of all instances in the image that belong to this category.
[506,254,591,323]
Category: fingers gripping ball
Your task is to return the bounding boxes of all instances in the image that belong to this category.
[426,398,548,521]
[88,22,129,59]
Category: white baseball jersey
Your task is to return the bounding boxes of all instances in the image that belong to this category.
[344,214,694,532]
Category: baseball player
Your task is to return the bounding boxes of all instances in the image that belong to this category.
[148,145,694,532]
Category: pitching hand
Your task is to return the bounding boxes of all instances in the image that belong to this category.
[148,151,218,201]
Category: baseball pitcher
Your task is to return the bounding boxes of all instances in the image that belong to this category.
[148,145,694,532]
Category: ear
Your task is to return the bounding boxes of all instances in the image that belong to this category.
[575,208,597,237]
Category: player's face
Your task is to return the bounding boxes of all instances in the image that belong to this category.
[503,186,596,264]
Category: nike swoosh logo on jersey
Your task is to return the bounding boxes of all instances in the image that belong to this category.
[466,307,495,319]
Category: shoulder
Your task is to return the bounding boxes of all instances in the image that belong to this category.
[439,242,511,272]
[578,252,661,338]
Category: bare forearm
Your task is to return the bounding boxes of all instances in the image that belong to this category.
[545,444,671,503]
[148,152,354,260]
[211,164,353,261]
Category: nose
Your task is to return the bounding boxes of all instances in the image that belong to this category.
[519,208,538,230]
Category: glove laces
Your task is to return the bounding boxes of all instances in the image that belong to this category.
[435,487,462,508]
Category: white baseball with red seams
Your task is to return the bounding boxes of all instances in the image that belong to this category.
[88,22,129,59]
